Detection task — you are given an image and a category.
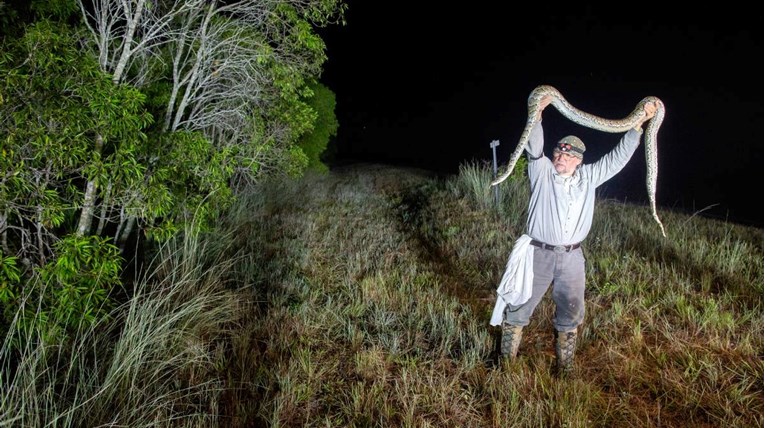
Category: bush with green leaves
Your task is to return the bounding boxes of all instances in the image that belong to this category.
[2,236,122,350]
[0,20,152,263]
[298,81,339,172]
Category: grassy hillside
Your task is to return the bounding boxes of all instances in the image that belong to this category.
[220,162,762,427]
[3,162,762,427]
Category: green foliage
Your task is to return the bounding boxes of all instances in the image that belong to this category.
[257,57,319,165]
[149,130,235,237]
[30,0,78,20]
[513,155,528,178]
[1,236,122,350]
[0,0,350,263]
[39,236,121,324]
[0,20,154,262]
[0,250,20,311]
[231,3,340,181]
[298,81,339,172]
[0,0,349,337]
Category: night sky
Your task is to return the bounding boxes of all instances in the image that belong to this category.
[317,3,763,228]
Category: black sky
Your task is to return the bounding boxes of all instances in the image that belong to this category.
[317,3,763,228]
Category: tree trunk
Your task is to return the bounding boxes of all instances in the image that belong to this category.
[76,134,105,237]
[77,180,98,237]
[95,180,113,236]
[111,0,146,84]
[172,4,215,131]
[163,6,200,132]
[119,216,136,247]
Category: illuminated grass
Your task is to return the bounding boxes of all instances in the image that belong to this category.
[3,162,761,427]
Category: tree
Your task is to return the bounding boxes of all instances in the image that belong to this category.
[0,0,347,347]
[0,19,149,344]
[0,20,151,265]
[75,0,347,229]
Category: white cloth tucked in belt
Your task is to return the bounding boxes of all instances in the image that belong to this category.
[489,234,534,326]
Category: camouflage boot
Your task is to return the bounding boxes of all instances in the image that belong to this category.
[500,323,523,360]
[555,329,577,376]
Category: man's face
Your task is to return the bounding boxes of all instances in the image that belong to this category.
[552,150,582,176]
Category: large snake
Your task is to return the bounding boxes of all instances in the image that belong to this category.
[491,85,666,237]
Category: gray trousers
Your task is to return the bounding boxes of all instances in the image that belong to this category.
[504,246,586,332]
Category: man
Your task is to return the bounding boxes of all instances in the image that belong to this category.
[498,95,658,375]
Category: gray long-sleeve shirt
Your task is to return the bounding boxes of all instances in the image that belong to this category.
[524,120,642,245]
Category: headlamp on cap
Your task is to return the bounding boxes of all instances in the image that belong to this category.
[555,142,584,154]
[554,136,585,159]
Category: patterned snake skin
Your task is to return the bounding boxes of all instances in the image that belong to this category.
[492,85,666,237]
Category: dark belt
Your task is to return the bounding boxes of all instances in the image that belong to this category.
[530,240,581,253]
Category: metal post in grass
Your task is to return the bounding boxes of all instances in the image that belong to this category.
[490,140,500,206]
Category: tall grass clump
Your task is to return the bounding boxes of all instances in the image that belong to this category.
[0,226,247,427]
[448,158,529,224]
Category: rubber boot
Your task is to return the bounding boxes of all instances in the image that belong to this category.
[555,329,577,376]
[500,323,523,360]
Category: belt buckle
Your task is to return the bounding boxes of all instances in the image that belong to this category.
[553,245,566,254]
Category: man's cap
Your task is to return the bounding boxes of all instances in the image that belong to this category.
[554,136,586,159]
